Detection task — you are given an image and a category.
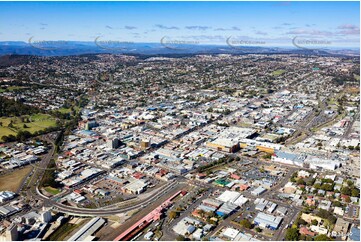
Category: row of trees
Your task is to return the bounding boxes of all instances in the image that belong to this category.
[0,96,41,117]
[285,228,332,241]
[40,159,62,188]
[196,156,233,173]
[2,126,59,142]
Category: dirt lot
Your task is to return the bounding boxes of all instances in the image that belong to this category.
[0,165,33,192]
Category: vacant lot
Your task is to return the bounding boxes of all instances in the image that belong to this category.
[0,166,33,192]
[44,186,61,195]
[0,86,28,93]
[0,113,57,141]
[272,69,286,76]
[48,218,88,241]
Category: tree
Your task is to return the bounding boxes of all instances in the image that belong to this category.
[297,178,306,186]
[311,219,319,226]
[262,154,272,159]
[351,188,360,197]
[317,209,337,225]
[2,134,16,142]
[314,183,321,189]
[321,183,334,191]
[198,209,205,218]
[332,201,342,207]
[307,178,316,186]
[255,227,262,233]
[285,228,299,241]
[8,120,14,128]
[314,234,332,241]
[176,235,185,241]
[16,130,32,142]
[169,210,178,220]
[299,234,306,241]
[297,218,307,226]
[240,219,252,229]
[346,180,354,187]
[341,186,351,196]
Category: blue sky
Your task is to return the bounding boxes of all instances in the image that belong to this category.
[0,1,359,48]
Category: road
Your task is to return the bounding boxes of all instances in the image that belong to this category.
[20,132,187,218]
[99,181,190,241]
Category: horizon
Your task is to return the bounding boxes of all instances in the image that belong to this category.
[1,39,360,51]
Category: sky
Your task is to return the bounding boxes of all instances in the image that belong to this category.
[0,1,359,48]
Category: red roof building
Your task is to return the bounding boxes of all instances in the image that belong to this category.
[133,172,145,179]
[300,227,316,237]
[230,173,241,180]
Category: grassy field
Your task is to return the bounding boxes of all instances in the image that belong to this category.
[48,223,79,241]
[44,186,61,195]
[272,69,286,76]
[0,166,33,192]
[56,106,80,115]
[0,126,17,138]
[57,107,72,114]
[354,74,360,81]
[48,219,88,241]
[0,113,57,141]
[0,86,27,93]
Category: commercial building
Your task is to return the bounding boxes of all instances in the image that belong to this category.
[272,150,341,170]
[216,203,238,218]
[202,198,223,209]
[0,191,16,203]
[173,217,200,237]
[3,223,18,241]
[253,212,283,230]
[67,217,105,241]
[251,186,267,196]
[332,218,350,238]
[206,127,256,153]
[272,150,306,166]
[107,138,121,149]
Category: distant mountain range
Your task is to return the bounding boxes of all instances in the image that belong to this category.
[0,41,359,57]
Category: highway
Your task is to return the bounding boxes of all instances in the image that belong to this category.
[21,132,187,217]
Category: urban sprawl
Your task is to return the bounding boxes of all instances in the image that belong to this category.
[0,53,359,241]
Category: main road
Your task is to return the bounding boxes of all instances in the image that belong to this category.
[23,133,188,217]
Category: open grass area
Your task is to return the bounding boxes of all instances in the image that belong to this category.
[0,127,17,138]
[48,219,88,241]
[44,186,61,195]
[0,86,27,93]
[57,107,72,114]
[0,113,57,141]
[354,74,360,81]
[0,165,33,192]
[271,69,286,76]
[56,105,80,115]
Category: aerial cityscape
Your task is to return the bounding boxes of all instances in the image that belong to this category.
[0,1,360,241]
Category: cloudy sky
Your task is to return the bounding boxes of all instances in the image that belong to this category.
[0,1,359,48]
